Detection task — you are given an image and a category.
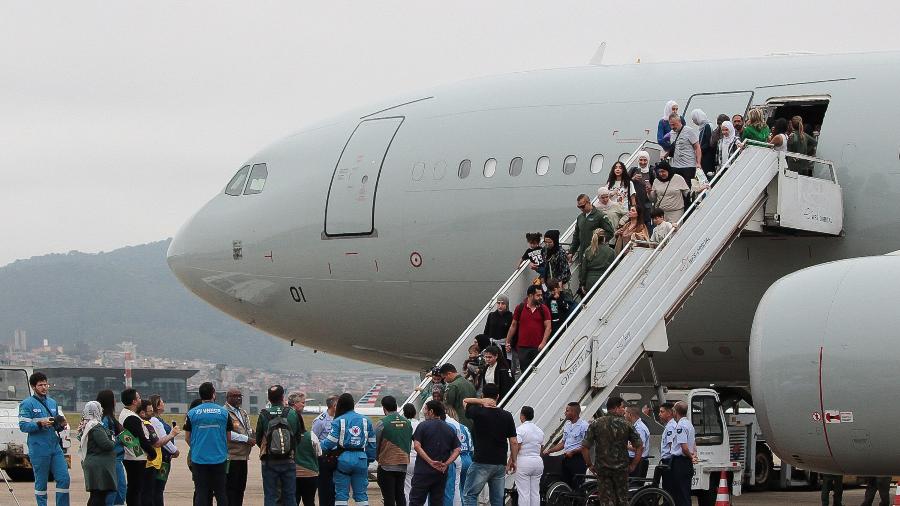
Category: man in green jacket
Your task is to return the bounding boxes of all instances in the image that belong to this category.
[375,396,412,506]
[568,193,615,262]
[440,363,477,431]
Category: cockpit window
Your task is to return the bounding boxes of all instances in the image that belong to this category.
[225,165,251,196]
[244,163,268,195]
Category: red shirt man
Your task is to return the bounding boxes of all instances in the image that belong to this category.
[505,285,551,372]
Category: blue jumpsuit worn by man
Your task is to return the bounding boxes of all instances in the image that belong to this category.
[18,371,71,506]
[320,393,376,506]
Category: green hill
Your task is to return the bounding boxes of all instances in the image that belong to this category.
[0,240,386,372]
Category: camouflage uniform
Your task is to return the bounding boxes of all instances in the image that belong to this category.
[582,413,643,506]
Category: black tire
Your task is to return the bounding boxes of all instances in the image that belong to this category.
[752,449,773,490]
[630,487,676,506]
[4,467,35,482]
[546,481,574,506]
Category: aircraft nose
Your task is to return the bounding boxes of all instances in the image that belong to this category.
[166,213,200,291]
[166,203,223,299]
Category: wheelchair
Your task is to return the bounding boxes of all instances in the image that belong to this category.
[543,459,674,506]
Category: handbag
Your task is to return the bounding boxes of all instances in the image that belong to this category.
[320,448,345,471]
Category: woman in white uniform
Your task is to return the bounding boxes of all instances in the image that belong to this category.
[402,403,420,501]
[513,406,545,506]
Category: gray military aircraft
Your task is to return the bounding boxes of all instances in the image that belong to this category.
[168,51,899,474]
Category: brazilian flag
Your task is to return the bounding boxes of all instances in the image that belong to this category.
[118,429,144,458]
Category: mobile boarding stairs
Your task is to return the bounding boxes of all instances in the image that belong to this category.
[405,141,843,471]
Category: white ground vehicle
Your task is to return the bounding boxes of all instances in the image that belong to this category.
[613,386,743,506]
[0,366,71,481]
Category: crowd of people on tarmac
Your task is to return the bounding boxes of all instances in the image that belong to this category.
[15,102,846,506]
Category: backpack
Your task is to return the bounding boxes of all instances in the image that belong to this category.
[263,408,294,458]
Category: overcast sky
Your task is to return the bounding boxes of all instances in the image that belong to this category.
[2,1,898,267]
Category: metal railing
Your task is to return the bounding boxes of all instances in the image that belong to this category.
[500,141,751,406]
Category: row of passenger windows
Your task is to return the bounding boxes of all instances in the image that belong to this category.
[225,163,269,196]
[457,154,608,179]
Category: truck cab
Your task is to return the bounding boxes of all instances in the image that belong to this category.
[613,386,743,506]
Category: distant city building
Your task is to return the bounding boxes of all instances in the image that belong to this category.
[44,367,198,413]
[13,329,27,351]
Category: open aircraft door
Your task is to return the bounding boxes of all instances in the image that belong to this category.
[324,116,404,237]
[683,91,754,125]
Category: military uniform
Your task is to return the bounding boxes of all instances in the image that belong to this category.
[569,208,615,257]
[658,419,677,502]
[669,417,696,506]
[581,413,642,506]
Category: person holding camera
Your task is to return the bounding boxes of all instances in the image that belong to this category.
[18,371,71,506]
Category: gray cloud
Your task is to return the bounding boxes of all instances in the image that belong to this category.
[1,1,897,265]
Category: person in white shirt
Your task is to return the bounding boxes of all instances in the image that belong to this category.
[148,395,180,506]
[625,406,650,478]
[402,403,421,501]
[512,406,544,506]
[649,208,675,245]
[443,409,465,506]
[541,402,588,488]
[657,402,678,503]
[670,401,697,506]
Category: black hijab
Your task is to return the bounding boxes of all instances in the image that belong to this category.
[655,161,673,182]
[544,229,561,256]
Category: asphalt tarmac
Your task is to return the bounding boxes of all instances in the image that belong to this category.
[1,441,887,505]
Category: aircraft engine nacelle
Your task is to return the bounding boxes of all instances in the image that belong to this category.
[750,254,900,476]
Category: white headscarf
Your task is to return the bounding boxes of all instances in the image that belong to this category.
[718,121,738,165]
[691,109,709,127]
[662,100,678,121]
[636,150,651,173]
[77,401,104,459]
[720,121,737,145]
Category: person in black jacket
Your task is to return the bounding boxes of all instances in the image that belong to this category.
[481,294,512,351]
[477,346,514,400]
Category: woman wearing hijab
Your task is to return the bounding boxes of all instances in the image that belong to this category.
[742,107,770,143]
[78,401,118,506]
[657,100,680,151]
[650,161,690,223]
[96,389,126,506]
[656,100,684,151]
[633,150,654,183]
[709,113,731,148]
[628,167,653,229]
[542,229,571,287]
[691,109,716,178]
[716,120,741,170]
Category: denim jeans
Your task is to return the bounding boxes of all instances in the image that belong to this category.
[262,460,297,506]
[106,458,126,506]
[461,463,505,506]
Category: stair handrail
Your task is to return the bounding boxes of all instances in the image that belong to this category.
[501,143,759,404]
[406,258,534,401]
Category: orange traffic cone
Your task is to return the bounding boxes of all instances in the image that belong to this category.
[893,482,900,505]
[714,471,731,506]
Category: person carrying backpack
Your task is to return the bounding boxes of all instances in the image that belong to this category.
[255,385,302,506]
